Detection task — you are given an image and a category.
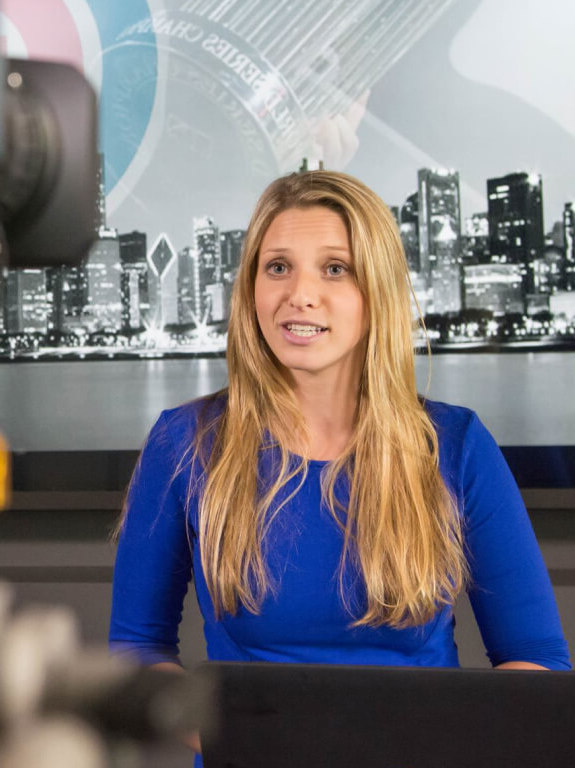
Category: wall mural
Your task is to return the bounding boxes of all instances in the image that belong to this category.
[0,0,574,466]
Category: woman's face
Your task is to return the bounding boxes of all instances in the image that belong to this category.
[254,206,368,386]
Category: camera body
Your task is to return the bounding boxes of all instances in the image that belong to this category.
[0,58,98,269]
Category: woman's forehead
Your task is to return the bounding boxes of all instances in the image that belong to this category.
[261,206,350,248]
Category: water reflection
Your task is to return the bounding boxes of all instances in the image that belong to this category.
[0,354,572,450]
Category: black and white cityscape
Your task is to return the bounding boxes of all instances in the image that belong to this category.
[1,160,575,361]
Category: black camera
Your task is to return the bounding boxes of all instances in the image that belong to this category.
[0,57,98,269]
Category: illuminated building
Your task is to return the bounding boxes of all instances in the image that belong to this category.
[220,230,245,324]
[563,202,575,290]
[0,270,6,333]
[3,271,19,333]
[417,168,462,313]
[194,216,221,283]
[550,289,575,319]
[178,246,200,325]
[400,192,420,273]
[532,246,564,295]
[84,228,122,331]
[56,265,89,331]
[220,230,245,272]
[463,213,490,265]
[44,154,107,333]
[487,172,544,300]
[463,264,523,315]
[409,271,430,318]
[148,234,178,328]
[120,231,148,329]
[194,216,225,324]
[526,294,550,316]
[3,269,50,333]
[95,154,107,230]
[45,268,63,332]
[205,282,226,324]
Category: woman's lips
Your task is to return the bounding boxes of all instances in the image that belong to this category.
[280,323,329,345]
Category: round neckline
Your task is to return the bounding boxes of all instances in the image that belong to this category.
[288,450,332,468]
[262,431,334,467]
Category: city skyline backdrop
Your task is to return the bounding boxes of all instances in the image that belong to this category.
[2,1,575,358]
[1,156,575,359]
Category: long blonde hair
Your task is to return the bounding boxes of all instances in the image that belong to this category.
[195,171,467,628]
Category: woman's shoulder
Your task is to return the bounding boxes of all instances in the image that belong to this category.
[152,389,228,449]
[421,397,485,455]
[422,398,500,494]
[161,389,228,425]
[422,397,476,430]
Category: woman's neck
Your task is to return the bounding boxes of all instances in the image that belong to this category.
[289,371,360,461]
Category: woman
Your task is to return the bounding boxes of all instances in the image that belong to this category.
[110,171,570,749]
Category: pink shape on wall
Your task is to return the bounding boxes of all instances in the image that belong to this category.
[3,0,84,71]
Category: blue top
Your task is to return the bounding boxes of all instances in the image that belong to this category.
[109,394,571,671]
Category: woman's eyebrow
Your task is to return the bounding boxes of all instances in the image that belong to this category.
[260,245,351,257]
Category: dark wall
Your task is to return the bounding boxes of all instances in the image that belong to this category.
[1,457,574,667]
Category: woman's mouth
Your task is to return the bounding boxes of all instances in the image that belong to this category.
[284,323,328,338]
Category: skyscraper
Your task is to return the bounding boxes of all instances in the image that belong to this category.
[205,282,227,324]
[463,213,490,265]
[220,230,245,273]
[148,234,178,328]
[194,216,224,324]
[563,202,575,291]
[56,264,89,331]
[417,168,462,313]
[95,153,107,231]
[178,246,200,325]
[0,269,7,334]
[400,192,420,273]
[84,228,122,332]
[3,271,20,334]
[120,231,148,329]
[194,216,221,283]
[487,172,544,300]
[3,269,50,333]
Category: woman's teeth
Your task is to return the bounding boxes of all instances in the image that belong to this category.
[287,324,326,337]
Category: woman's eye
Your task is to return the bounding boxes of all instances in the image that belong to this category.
[326,263,347,277]
[268,262,287,275]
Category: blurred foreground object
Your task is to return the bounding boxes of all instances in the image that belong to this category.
[1,717,109,768]
[0,585,215,767]
[0,58,98,269]
[0,433,9,509]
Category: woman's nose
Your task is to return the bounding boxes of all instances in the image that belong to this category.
[287,271,320,308]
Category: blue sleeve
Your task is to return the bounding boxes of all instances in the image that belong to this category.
[461,414,571,670]
[109,411,194,666]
